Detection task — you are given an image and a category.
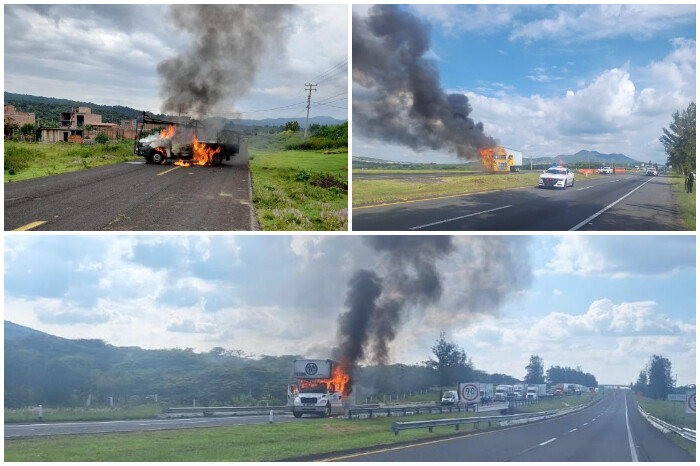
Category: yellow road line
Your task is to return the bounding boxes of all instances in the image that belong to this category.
[352,185,533,211]
[318,400,600,462]
[157,166,182,176]
[11,221,47,231]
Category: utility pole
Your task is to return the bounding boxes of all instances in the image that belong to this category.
[303,83,317,138]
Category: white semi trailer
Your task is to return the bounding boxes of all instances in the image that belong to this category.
[526,384,547,400]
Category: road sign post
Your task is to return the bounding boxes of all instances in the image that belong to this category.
[686,391,696,415]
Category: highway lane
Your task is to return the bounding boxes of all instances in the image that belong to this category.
[4,412,308,439]
[5,150,255,231]
[352,174,682,231]
[332,391,692,462]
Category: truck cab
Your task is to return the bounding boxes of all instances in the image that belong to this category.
[441,390,459,406]
[286,359,352,418]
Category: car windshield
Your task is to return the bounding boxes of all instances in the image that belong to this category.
[546,169,565,175]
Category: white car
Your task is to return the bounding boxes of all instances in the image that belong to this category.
[539,167,575,189]
[646,168,658,176]
[599,167,613,174]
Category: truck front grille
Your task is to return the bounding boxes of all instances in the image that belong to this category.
[300,397,317,404]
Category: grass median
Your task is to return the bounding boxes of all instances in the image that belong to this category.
[352,172,604,207]
[4,405,161,423]
[4,411,492,462]
[666,173,696,230]
[249,149,348,231]
[516,393,596,413]
[4,141,138,183]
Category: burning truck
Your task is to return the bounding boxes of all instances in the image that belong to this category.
[286,359,354,418]
[133,112,242,166]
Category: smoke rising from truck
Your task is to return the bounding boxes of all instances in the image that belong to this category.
[157,5,295,117]
[353,5,496,159]
[333,236,532,369]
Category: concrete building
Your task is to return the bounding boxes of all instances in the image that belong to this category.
[60,106,103,130]
[4,105,36,127]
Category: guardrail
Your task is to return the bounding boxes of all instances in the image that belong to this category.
[390,397,598,436]
[637,404,696,443]
[163,406,286,417]
[348,403,485,419]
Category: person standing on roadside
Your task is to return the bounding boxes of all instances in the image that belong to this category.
[686,171,694,193]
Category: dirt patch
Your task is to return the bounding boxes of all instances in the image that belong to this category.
[311,175,348,191]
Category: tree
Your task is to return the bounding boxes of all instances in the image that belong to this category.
[646,355,673,400]
[424,332,472,387]
[5,121,20,138]
[284,120,300,132]
[95,133,109,144]
[660,102,696,174]
[633,370,648,394]
[524,355,545,384]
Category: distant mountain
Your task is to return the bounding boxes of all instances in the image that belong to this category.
[4,320,50,341]
[4,92,344,128]
[533,150,641,165]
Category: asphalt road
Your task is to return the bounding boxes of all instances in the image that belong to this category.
[4,412,308,439]
[353,174,682,231]
[5,151,255,231]
[329,391,692,462]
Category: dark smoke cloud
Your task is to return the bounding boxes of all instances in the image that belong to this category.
[353,5,496,159]
[157,5,295,117]
[333,236,532,368]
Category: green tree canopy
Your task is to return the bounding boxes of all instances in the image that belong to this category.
[646,354,673,400]
[524,355,545,384]
[424,332,473,387]
[660,102,696,174]
[284,120,300,132]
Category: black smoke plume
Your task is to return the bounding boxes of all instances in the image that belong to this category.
[333,236,532,369]
[157,5,295,117]
[353,5,496,159]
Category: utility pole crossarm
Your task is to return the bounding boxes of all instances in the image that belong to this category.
[304,83,317,138]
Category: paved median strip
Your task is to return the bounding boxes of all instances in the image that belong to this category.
[409,205,512,230]
[11,220,47,231]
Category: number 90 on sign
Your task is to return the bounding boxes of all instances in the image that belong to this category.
[459,383,480,403]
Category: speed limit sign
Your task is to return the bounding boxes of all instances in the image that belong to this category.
[686,392,696,414]
[459,383,480,403]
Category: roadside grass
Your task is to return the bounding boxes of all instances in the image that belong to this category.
[636,397,696,459]
[4,411,492,462]
[353,168,478,175]
[636,397,695,429]
[516,394,596,413]
[666,173,696,230]
[353,172,606,206]
[4,405,161,424]
[4,141,138,183]
[249,148,348,231]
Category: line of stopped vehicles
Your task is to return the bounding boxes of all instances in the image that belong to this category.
[283,359,596,418]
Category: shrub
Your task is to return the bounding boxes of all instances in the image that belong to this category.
[95,133,109,144]
[4,144,40,174]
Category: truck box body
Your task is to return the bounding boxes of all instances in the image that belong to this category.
[292,359,334,379]
[513,384,527,400]
[526,384,547,399]
[503,147,523,172]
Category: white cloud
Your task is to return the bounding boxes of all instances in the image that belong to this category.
[510,5,695,43]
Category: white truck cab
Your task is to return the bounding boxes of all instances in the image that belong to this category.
[286,359,352,418]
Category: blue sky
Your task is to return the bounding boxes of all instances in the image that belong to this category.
[4,235,695,385]
[353,5,696,163]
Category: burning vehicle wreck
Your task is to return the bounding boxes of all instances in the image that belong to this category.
[286,359,354,418]
[134,112,242,166]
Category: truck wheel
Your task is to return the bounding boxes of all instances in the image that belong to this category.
[571,179,574,187]
[144,154,153,164]
[151,151,165,165]
[212,153,223,165]
[324,403,331,418]
[292,409,302,418]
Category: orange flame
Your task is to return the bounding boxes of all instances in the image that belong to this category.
[173,135,222,167]
[160,125,176,139]
[298,364,352,397]
[479,147,495,171]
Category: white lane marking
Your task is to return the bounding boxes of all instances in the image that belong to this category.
[583,422,588,426]
[409,205,512,230]
[125,161,146,164]
[625,395,639,462]
[539,437,557,446]
[592,418,597,422]
[577,186,593,191]
[569,428,578,432]
[569,177,655,231]
[609,179,621,183]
